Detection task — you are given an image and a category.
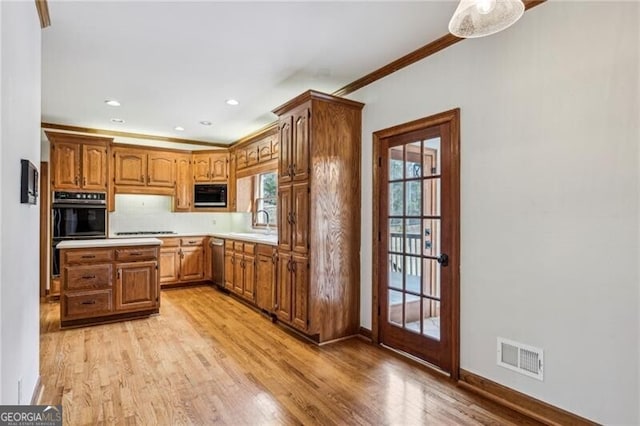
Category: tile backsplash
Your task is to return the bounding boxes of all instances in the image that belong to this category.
[109,194,251,235]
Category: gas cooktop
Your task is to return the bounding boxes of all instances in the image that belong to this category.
[115,231,177,236]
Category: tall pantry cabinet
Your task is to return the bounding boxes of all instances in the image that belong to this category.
[273,90,364,343]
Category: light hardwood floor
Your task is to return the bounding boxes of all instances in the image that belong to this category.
[40,286,541,425]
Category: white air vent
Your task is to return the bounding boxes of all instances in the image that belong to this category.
[497,337,544,381]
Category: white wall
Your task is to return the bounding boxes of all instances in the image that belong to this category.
[0,1,41,404]
[349,2,639,424]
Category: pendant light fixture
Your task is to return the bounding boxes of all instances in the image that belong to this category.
[448,0,525,38]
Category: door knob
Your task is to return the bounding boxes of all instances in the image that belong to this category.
[437,253,449,267]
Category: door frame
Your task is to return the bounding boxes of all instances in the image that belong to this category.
[371,108,460,379]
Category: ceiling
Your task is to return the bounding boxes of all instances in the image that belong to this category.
[42,1,457,145]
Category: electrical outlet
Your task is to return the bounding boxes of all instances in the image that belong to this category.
[211,219,216,225]
[17,378,22,404]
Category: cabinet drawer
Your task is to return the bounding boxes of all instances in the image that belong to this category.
[243,243,255,255]
[160,237,180,248]
[257,244,275,257]
[181,237,204,246]
[63,289,113,319]
[225,240,234,250]
[115,247,158,261]
[65,249,114,264]
[233,241,244,252]
[65,264,113,290]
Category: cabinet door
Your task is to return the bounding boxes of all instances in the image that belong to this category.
[278,116,293,183]
[256,252,275,312]
[275,252,293,323]
[159,248,180,285]
[277,184,292,252]
[180,246,204,281]
[292,182,309,254]
[224,250,234,289]
[243,254,255,301]
[203,238,213,281]
[192,154,211,182]
[114,149,147,186]
[148,152,175,187]
[257,139,272,163]
[174,155,192,211]
[52,142,81,189]
[291,254,309,331]
[210,153,228,181]
[116,261,157,311]
[246,144,259,167]
[271,135,279,160]
[82,144,108,190]
[233,252,244,295]
[292,106,310,181]
[236,148,247,170]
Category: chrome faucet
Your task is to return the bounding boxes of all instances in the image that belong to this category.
[256,209,271,234]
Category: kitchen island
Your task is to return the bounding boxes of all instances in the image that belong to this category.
[56,238,162,328]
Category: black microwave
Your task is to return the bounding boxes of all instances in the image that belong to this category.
[194,184,227,208]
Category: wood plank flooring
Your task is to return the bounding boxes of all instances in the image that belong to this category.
[40,286,541,425]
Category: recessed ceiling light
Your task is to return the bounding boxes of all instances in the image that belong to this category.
[110,118,125,124]
[199,121,213,126]
[105,99,121,107]
[226,99,239,106]
[174,126,185,131]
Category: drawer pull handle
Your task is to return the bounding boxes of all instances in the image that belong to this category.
[81,255,95,259]
[81,300,96,305]
[82,275,96,280]
[188,240,197,244]
[129,252,142,256]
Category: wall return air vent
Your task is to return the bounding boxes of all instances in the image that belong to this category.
[497,337,544,381]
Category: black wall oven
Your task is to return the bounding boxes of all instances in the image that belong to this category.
[51,191,107,276]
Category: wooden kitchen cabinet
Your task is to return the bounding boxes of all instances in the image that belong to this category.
[192,152,228,183]
[147,151,175,187]
[273,90,363,343]
[277,105,309,183]
[82,144,109,190]
[180,246,204,281]
[113,146,179,191]
[116,260,158,311]
[159,237,206,286]
[114,148,146,186]
[47,132,111,191]
[59,243,160,328]
[224,239,257,303]
[159,246,181,285]
[174,154,192,211]
[256,245,276,313]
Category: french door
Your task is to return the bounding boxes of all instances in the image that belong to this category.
[374,109,460,377]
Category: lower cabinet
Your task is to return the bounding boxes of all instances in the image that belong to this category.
[59,244,160,327]
[116,261,158,311]
[275,251,308,332]
[256,245,276,312]
[159,237,205,286]
[226,241,256,302]
[224,239,276,309]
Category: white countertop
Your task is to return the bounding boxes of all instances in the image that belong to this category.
[211,232,278,246]
[57,238,162,249]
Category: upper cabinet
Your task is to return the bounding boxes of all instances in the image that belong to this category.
[174,154,192,211]
[47,132,112,191]
[192,152,228,183]
[235,131,279,176]
[113,146,177,190]
[278,105,310,183]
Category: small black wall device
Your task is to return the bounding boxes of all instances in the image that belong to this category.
[20,159,38,205]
